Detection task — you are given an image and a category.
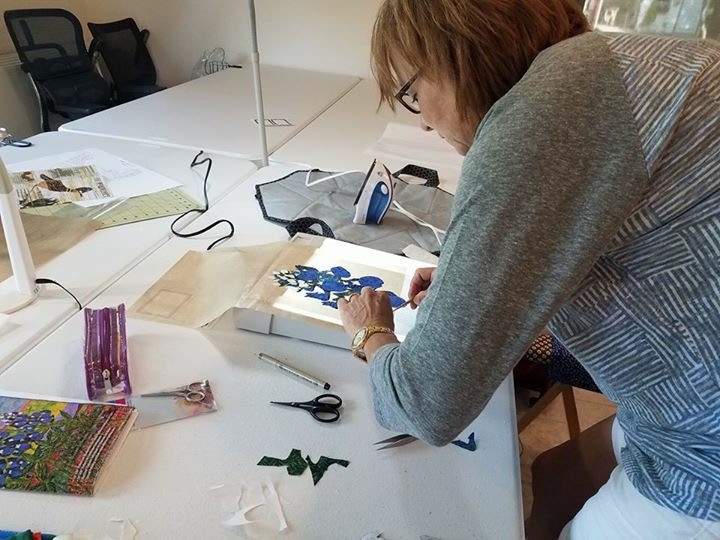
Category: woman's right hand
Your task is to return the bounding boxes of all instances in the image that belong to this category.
[408,267,437,309]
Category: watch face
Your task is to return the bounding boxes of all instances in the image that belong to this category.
[352,328,368,348]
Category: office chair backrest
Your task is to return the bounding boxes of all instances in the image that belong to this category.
[88,18,157,87]
[4,9,91,81]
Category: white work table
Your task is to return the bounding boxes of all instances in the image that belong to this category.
[0,132,256,372]
[0,165,524,539]
[60,65,360,160]
[272,78,418,172]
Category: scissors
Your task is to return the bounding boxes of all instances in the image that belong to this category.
[270,394,342,423]
[141,380,208,404]
[374,433,418,450]
[0,129,32,147]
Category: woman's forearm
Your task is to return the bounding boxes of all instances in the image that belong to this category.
[366,333,400,362]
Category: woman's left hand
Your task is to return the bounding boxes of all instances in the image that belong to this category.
[338,287,395,337]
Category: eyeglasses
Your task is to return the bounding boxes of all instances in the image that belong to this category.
[395,74,421,115]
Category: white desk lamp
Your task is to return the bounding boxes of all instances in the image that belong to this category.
[247,0,269,167]
[0,155,38,313]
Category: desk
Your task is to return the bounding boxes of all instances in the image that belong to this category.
[0,166,524,539]
[60,66,360,159]
[273,78,418,172]
[0,132,256,372]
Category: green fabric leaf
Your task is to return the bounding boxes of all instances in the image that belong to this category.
[257,448,308,476]
[305,455,350,485]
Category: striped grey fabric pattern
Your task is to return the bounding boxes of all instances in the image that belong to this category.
[549,33,720,520]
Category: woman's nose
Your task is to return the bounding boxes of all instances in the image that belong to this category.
[420,118,434,132]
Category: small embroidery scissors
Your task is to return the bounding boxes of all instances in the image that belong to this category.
[270,393,342,423]
[0,131,32,148]
[141,380,208,404]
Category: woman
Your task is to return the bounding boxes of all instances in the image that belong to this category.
[337,0,720,537]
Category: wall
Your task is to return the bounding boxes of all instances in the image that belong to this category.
[0,0,383,138]
[79,0,383,86]
[254,0,383,79]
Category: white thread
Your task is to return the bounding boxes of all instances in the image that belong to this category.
[304,169,363,187]
[391,200,446,245]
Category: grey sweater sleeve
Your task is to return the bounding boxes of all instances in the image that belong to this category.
[369,33,650,445]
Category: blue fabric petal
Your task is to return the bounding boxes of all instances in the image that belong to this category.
[386,292,406,308]
[322,301,339,309]
[320,279,347,292]
[295,265,320,282]
[357,276,384,289]
[331,266,351,278]
[306,291,331,301]
[451,432,477,452]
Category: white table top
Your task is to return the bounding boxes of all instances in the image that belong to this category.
[0,132,256,372]
[0,165,523,539]
[60,66,360,160]
[272,79,418,172]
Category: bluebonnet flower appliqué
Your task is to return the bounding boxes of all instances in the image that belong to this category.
[272,265,405,310]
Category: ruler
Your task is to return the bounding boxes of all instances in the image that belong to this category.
[21,188,200,229]
[94,188,200,229]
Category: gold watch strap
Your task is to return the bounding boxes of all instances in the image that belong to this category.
[352,325,395,360]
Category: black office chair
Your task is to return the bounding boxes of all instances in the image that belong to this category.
[88,18,165,104]
[3,9,114,132]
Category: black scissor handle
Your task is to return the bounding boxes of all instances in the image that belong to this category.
[309,406,341,423]
[1,136,32,147]
[311,394,342,408]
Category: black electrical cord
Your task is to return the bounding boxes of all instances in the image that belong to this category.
[35,278,81,309]
[0,137,32,148]
[170,150,234,250]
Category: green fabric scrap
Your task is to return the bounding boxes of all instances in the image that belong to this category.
[257,448,308,476]
[305,455,350,485]
[258,449,350,485]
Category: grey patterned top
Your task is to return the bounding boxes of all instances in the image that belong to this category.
[370,31,720,520]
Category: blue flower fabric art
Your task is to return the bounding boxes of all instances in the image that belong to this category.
[0,410,44,485]
[272,265,404,310]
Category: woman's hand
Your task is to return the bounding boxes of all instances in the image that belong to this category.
[408,267,437,309]
[338,287,395,337]
[338,287,399,362]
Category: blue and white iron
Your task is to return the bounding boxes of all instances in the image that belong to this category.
[353,160,394,225]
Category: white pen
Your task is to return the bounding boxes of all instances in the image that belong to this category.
[257,353,331,390]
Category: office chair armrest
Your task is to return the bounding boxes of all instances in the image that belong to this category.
[88,37,103,57]
[54,103,109,119]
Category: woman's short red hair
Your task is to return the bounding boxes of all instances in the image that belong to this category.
[371,0,590,119]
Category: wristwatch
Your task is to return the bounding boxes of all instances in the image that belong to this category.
[351,325,395,360]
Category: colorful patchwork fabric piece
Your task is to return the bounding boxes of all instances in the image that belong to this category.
[451,432,477,452]
[258,449,350,485]
[272,265,405,309]
[0,397,134,495]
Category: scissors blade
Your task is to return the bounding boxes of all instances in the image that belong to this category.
[269,401,296,407]
[140,391,177,398]
[373,434,418,450]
